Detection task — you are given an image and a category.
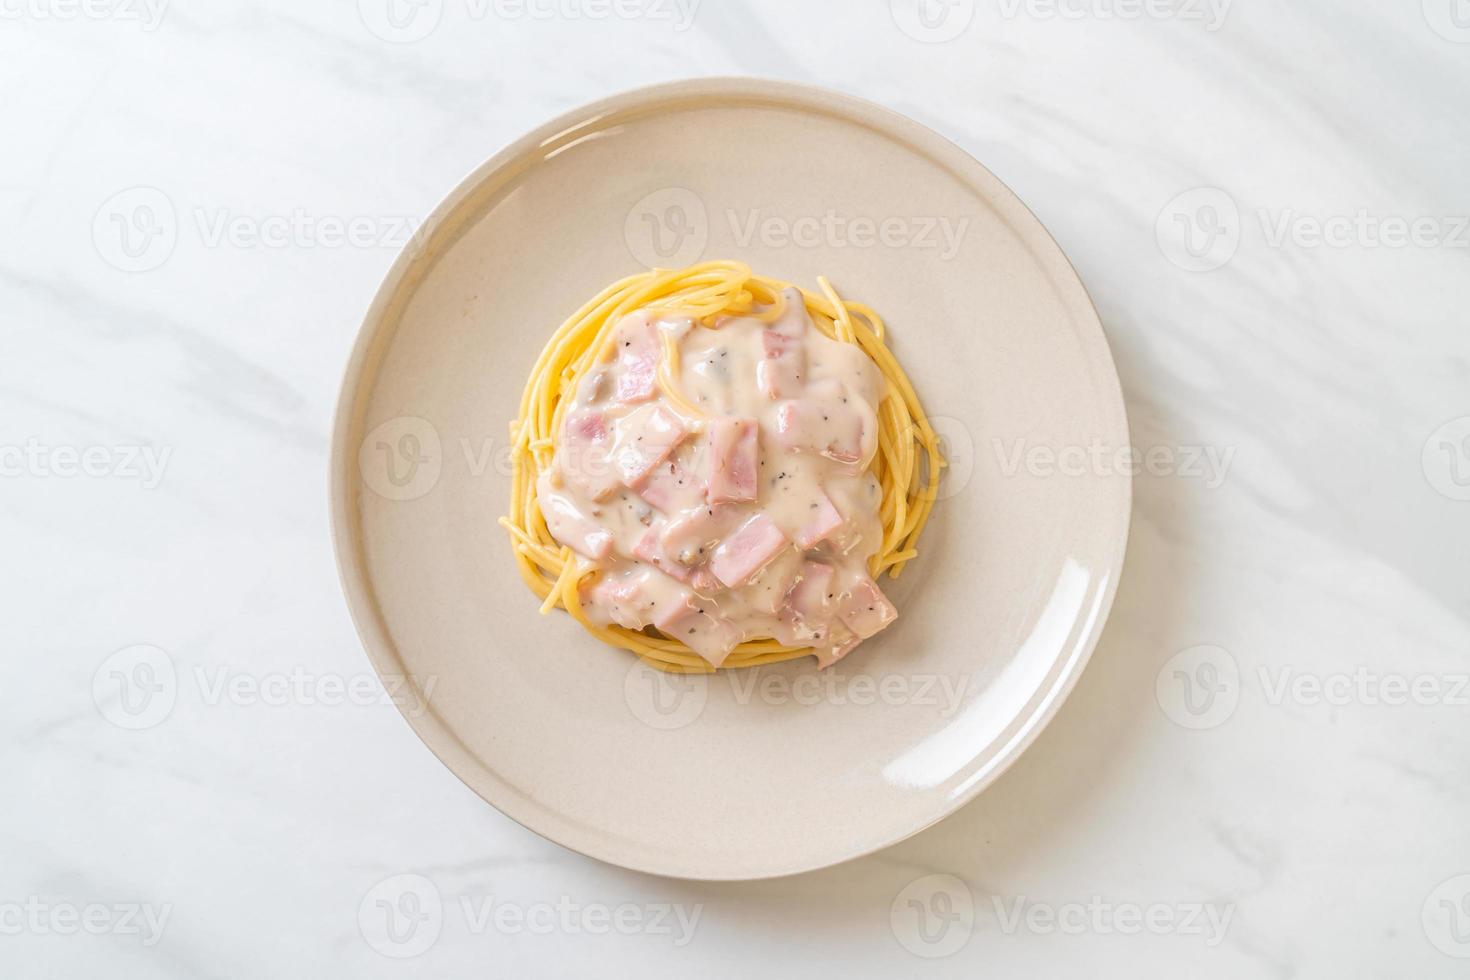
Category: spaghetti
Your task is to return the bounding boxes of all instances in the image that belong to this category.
[500,261,944,673]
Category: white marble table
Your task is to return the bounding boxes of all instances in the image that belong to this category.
[4,1,1469,976]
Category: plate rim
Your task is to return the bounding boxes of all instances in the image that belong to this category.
[329,75,1132,881]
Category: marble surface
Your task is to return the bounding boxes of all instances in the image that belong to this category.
[4,1,1469,976]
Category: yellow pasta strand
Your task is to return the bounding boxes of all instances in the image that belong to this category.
[502,261,945,672]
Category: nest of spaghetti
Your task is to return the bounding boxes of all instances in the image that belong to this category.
[500,261,943,673]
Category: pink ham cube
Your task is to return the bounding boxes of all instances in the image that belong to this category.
[709,513,788,588]
[747,550,801,616]
[659,505,738,566]
[774,396,865,465]
[756,329,804,400]
[632,526,694,583]
[567,409,606,443]
[793,490,844,548]
[774,561,835,646]
[585,579,635,630]
[586,569,659,630]
[559,409,620,501]
[757,292,809,399]
[839,574,898,639]
[690,567,724,594]
[787,561,835,618]
[610,404,688,487]
[655,593,742,667]
[706,416,759,505]
[632,458,702,513]
[612,314,659,404]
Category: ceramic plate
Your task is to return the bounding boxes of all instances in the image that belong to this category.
[331,78,1130,880]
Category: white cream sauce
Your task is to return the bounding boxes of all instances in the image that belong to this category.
[536,288,898,668]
